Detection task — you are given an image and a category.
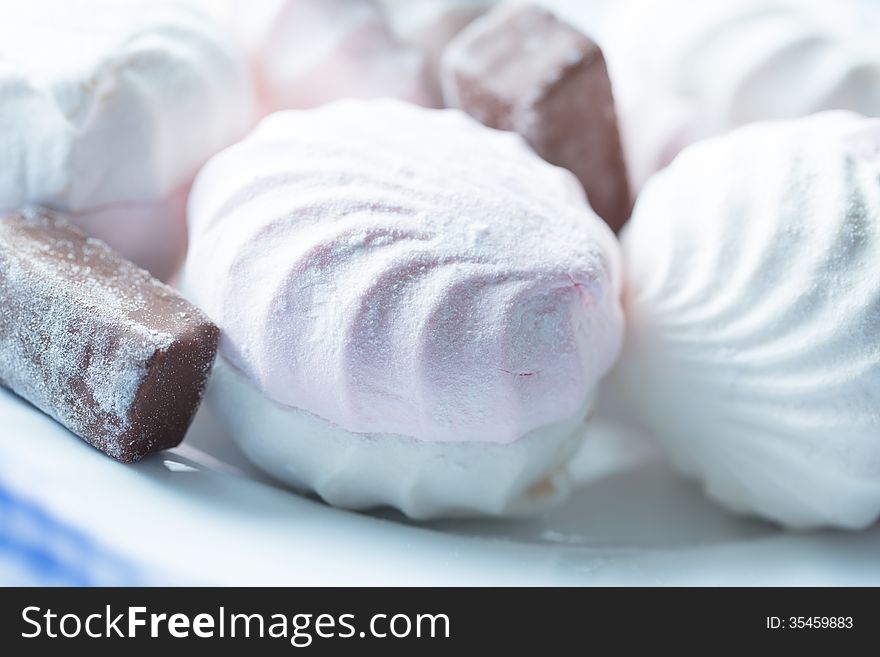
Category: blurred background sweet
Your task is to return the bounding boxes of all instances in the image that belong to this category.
[6,0,873,279]
[194,0,444,112]
[544,0,880,191]
[0,0,255,281]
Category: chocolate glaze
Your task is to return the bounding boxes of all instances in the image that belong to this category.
[0,209,219,462]
[443,3,632,232]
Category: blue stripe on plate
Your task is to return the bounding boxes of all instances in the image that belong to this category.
[0,483,145,586]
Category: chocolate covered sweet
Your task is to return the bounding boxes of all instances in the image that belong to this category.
[0,209,219,462]
[442,3,632,232]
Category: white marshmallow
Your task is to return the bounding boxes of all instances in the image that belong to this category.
[616,112,880,529]
[0,0,255,279]
[601,0,880,192]
[208,359,592,518]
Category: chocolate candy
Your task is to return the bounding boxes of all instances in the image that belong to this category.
[442,3,632,232]
[0,209,219,462]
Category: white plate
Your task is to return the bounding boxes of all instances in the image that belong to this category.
[1,386,878,585]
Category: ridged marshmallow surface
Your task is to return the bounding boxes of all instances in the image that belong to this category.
[0,0,255,278]
[186,99,623,445]
[601,0,880,191]
[616,112,880,529]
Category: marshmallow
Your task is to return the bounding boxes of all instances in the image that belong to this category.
[616,112,880,529]
[602,0,880,191]
[184,99,624,516]
[0,0,255,280]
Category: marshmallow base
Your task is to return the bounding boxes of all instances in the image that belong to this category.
[208,358,592,518]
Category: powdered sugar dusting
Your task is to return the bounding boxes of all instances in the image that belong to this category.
[441,3,597,111]
[617,111,880,529]
[0,209,216,460]
[184,99,624,445]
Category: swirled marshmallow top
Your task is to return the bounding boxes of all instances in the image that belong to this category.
[185,99,624,444]
[617,111,880,529]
